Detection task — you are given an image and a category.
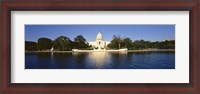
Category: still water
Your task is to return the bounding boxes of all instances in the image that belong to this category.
[25,51,175,69]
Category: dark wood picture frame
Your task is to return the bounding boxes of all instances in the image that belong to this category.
[0,0,199,94]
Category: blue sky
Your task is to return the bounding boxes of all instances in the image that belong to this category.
[25,25,175,42]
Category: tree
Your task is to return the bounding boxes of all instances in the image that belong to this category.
[107,35,123,49]
[74,35,86,43]
[132,40,149,50]
[53,36,72,51]
[25,41,37,51]
[122,37,133,49]
[74,35,89,49]
[150,41,160,49]
[157,40,175,49]
[37,38,52,50]
[132,40,175,50]
[113,35,123,49]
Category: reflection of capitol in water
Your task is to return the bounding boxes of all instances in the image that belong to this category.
[87,52,128,68]
[88,52,110,68]
[71,51,128,68]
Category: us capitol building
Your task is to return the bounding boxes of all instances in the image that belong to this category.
[88,32,110,50]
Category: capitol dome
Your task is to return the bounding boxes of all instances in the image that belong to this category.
[96,32,103,40]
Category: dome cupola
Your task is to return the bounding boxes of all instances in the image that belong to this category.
[96,32,103,40]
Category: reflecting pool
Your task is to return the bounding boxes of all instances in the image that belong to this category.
[25,51,175,69]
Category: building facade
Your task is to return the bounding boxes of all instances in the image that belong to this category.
[88,32,110,49]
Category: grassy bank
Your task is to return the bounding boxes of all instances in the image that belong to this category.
[127,49,175,52]
[26,49,175,53]
[25,51,72,53]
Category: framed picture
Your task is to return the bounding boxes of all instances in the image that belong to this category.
[0,0,199,94]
